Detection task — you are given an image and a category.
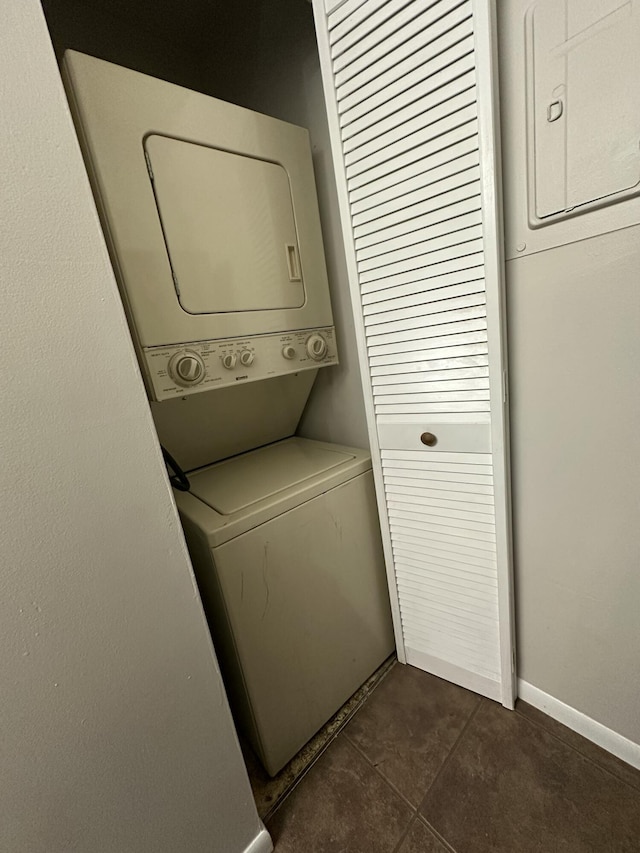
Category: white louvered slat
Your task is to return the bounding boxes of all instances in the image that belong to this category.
[348,122,479,195]
[353,165,481,228]
[395,547,497,577]
[398,589,497,622]
[366,301,486,339]
[355,188,481,249]
[403,598,497,632]
[397,574,497,611]
[363,249,484,293]
[377,392,490,408]
[342,52,476,144]
[369,316,487,352]
[352,158,479,227]
[315,0,514,705]
[398,598,497,631]
[364,278,486,314]
[331,0,427,61]
[335,0,470,91]
[356,199,482,260]
[373,361,488,378]
[327,0,416,50]
[376,403,491,415]
[365,273,486,310]
[362,266,485,302]
[389,515,496,542]
[377,377,490,394]
[400,549,496,574]
[345,81,476,167]
[395,507,494,528]
[339,30,474,125]
[389,488,493,507]
[390,516,494,538]
[353,177,483,237]
[389,500,495,522]
[345,76,477,171]
[336,0,472,110]
[397,575,497,615]
[388,496,495,521]
[390,530,496,559]
[387,476,493,496]
[347,124,478,203]
[395,551,497,584]
[403,596,498,654]
[383,459,492,478]
[376,370,489,390]
[375,376,489,392]
[399,609,498,653]
[368,328,488,358]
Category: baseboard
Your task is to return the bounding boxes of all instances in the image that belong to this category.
[518,680,640,772]
[243,825,273,853]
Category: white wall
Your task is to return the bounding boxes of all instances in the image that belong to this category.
[499,0,640,745]
[507,228,640,745]
[0,3,267,851]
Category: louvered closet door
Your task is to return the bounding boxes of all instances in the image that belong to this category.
[313,0,515,705]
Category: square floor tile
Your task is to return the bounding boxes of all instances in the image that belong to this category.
[344,663,480,805]
[421,700,640,852]
[268,734,413,853]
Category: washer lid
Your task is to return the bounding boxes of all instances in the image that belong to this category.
[188,438,356,515]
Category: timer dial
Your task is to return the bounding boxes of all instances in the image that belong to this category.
[168,351,205,387]
[306,333,328,361]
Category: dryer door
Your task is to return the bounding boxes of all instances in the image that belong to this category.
[145,135,305,314]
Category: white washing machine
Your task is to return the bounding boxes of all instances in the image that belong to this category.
[63,52,395,778]
[176,438,394,777]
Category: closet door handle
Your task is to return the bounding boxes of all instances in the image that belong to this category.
[420,432,437,447]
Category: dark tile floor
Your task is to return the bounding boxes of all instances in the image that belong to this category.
[267,662,640,852]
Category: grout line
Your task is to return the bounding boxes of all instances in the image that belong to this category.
[416,814,459,853]
[343,688,484,825]
[343,732,419,814]
[412,697,484,852]
[514,704,640,795]
[390,814,460,853]
[390,816,420,853]
[417,695,484,814]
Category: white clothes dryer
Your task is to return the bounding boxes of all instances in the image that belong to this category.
[175,438,395,777]
[62,52,395,779]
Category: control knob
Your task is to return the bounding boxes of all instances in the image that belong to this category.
[221,353,237,370]
[306,333,328,361]
[282,345,297,360]
[239,349,254,367]
[168,351,205,387]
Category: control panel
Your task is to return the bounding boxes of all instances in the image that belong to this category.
[144,326,338,401]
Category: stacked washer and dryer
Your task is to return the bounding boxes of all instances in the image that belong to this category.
[63,52,394,776]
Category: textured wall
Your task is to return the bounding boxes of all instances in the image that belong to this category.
[0,3,266,850]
